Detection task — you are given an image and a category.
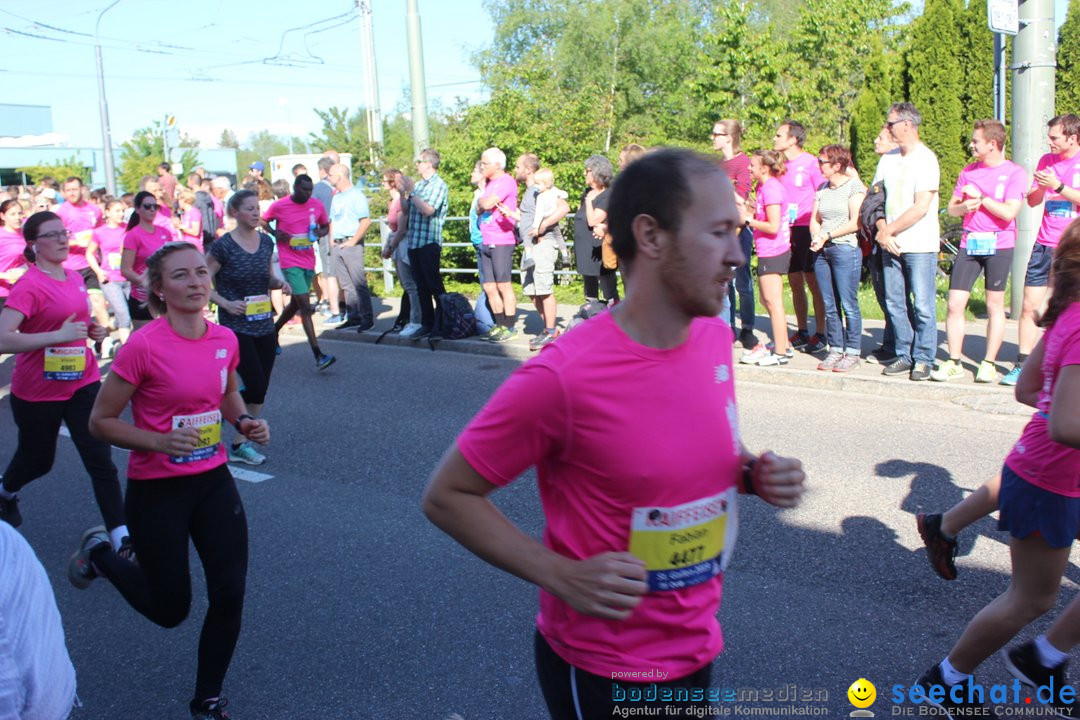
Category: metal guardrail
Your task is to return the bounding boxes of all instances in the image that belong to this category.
[362,215,586,293]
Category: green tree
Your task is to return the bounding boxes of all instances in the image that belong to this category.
[693,0,790,146]
[958,0,995,132]
[118,122,199,193]
[218,129,239,149]
[849,37,903,177]
[235,130,291,175]
[307,106,375,177]
[904,0,966,199]
[1059,0,1080,114]
[15,156,91,186]
[786,0,902,147]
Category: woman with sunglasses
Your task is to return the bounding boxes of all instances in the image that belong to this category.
[70,240,267,720]
[121,191,174,330]
[0,199,28,313]
[0,212,130,558]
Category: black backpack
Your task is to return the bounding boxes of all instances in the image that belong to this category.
[858,180,886,245]
[437,292,476,340]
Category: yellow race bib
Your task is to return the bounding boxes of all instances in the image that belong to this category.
[107,252,122,270]
[244,295,272,321]
[71,229,93,248]
[289,234,314,250]
[628,489,738,592]
[43,347,86,381]
[170,410,222,464]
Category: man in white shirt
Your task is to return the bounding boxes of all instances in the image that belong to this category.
[876,102,940,382]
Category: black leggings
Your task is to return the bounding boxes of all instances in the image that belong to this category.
[92,464,248,702]
[235,332,277,406]
[582,270,619,304]
[535,631,713,719]
[3,381,125,530]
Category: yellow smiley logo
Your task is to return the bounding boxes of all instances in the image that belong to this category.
[848,678,876,709]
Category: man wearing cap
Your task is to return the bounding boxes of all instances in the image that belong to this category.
[248,162,266,181]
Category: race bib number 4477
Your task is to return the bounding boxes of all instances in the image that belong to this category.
[628,489,738,592]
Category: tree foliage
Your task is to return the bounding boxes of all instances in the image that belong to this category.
[905,0,966,198]
[1059,0,1080,115]
[15,156,91,187]
[118,122,199,193]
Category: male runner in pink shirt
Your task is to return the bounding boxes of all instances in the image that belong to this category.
[423,148,806,719]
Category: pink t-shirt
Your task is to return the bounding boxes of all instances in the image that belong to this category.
[211,195,224,225]
[5,266,100,402]
[779,152,824,226]
[952,160,1028,250]
[110,318,239,480]
[0,228,27,298]
[1033,152,1080,248]
[179,208,203,252]
[457,312,742,680]
[55,201,102,272]
[92,225,126,283]
[153,206,179,242]
[478,173,519,246]
[263,197,328,271]
[124,225,173,301]
[752,177,791,258]
[1006,302,1080,497]
[387,196,402,233]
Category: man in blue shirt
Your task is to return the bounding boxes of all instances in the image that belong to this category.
[328,163,374,331]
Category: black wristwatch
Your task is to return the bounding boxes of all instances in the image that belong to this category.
[741,458,758,496]
[233,414,254,433]
[1057,182,1067,194]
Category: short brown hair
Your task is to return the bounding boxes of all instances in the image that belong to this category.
[818,144,852,172]
[974,119,1007,151]
[1050,114,1080,143]
[518,153,540,173]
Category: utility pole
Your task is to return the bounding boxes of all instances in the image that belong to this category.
[356,0,384,166]
[1010,0,1056,316]
[95,0,122,195]
[405,0,430,157]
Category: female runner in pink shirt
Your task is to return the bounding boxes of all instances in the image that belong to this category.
[71,241,269,720]
[913,224,1080,718]
[0,211,130,556]
[0,199,28,312]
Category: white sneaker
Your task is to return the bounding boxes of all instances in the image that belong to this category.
[400,322,423,338]
[228,441,266,466]
[757,352,789,367]
[740,344,770,365]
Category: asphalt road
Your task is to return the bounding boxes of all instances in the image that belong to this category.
[0,335,1073,720]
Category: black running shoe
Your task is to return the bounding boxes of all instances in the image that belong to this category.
[68,525,109,589]
[917,513,958,580]
[191,697,232,719]
[1003,642,1075,718]
[914,664,982,720]
[0,493,21,527]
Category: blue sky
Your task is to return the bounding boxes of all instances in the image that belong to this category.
[0,0,1071,151]
[0,0,491,148]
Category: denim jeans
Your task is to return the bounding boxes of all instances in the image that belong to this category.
[813,243,862,354]
[882,251,938,365]
[728,225,755,331]
[869,244,896,353]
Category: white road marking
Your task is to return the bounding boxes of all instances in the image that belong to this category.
[228,466,273,483]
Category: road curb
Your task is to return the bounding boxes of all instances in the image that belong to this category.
[297,323,1028,415]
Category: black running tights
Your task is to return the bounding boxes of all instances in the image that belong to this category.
[92,464,248,703]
